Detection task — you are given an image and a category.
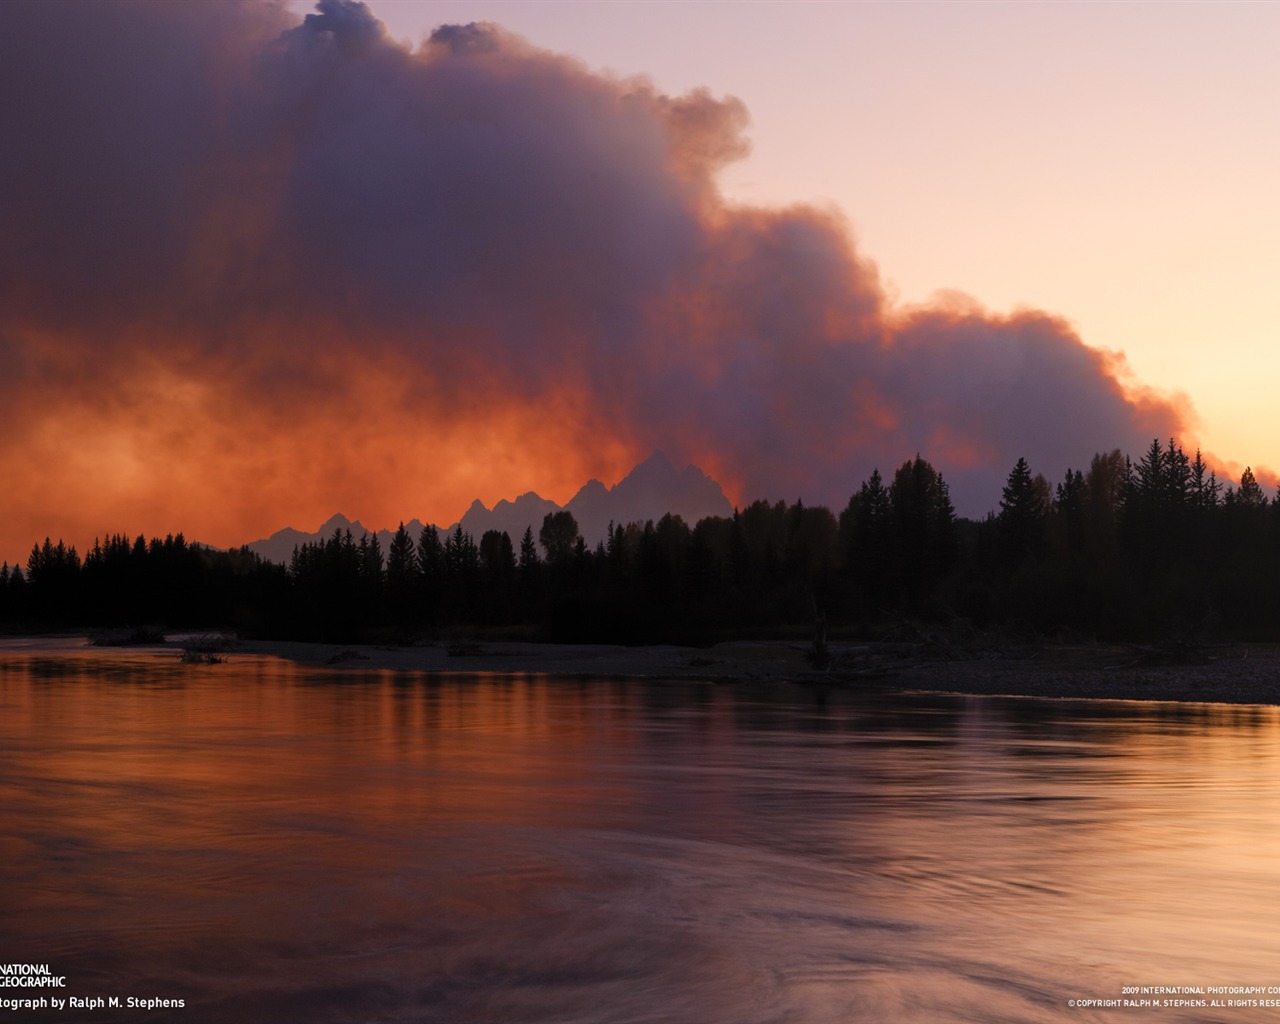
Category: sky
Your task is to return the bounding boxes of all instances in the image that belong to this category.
[1,0,1276,567]
[365,0,1278,463]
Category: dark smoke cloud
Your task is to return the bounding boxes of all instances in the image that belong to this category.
[0,0,1193,558]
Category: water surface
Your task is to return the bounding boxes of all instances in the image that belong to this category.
[4,642,1280,1022]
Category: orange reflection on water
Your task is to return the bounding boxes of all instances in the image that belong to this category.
[7,647,1280,1023]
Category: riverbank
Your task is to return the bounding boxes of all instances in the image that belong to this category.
[230,636,1280,705]
[6,633,1279,704]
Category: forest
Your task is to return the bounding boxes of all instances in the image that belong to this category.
[3,439,1279,645]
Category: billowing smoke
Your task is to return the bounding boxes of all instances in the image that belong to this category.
[0,0,1191,560]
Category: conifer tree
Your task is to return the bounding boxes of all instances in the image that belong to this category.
[479,530,515,576]
[386,522,416,609]
[1190,449,1220,511]
[417,525,444,583]
[1053,468,1086,555]
[888,456,956,608]
[518,526,539,572]
[997,457,1049,568]
[1238,466,1266,507]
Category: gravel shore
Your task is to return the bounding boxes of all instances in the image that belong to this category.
[228,637,1280,705]
[8,634,1278,705]
[890,645,1280,704]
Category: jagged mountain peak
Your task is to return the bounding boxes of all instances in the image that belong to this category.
[566,451,732,543]
[569,478,609,502]
[243,453,732,563]
[633,449,676,473]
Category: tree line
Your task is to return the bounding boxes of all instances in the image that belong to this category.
[3,440,1279,643]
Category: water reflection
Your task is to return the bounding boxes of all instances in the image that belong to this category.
[3,647,1280,1022]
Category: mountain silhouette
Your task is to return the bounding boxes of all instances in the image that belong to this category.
[457,492,561,548]
[243,452,733,564]
[566,451,731,547]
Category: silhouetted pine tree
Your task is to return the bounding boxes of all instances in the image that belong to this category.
[417,525,445,622]
[996,457,1049,569]
[478,529,517,622]
[840,468,892,616]
[384,523,417,626]
[445,525,480,620]
[26,538,81,622]
[1052,468,1086,557]
[888,456,956,611]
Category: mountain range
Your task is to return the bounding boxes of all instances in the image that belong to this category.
[243,452,733,565]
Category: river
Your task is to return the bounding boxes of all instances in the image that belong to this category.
[3,640,1280,1022]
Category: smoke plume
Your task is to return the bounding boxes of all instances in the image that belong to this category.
[0,0,1192,560]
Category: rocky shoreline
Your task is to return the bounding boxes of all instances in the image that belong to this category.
[224,636,1280,705]
[6,633,1279,705]
[890,645,1280,705]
